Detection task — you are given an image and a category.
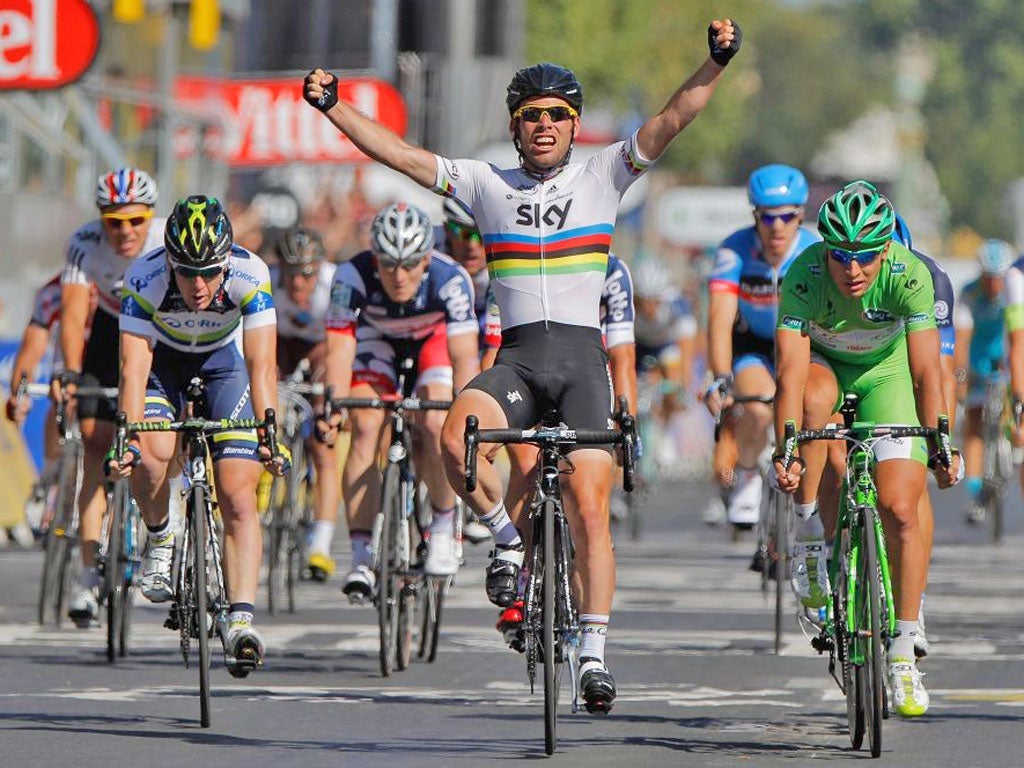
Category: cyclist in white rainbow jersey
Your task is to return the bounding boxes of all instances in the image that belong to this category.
[303,18,741,714]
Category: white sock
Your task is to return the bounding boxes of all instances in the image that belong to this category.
[892,620,919,660]
[308,520,335,556]
[146,517,173,542]
[479,501,521,547]
[795,501,818,521]
[429,505,456,536]
[796,511,824,540]
[579,613,609,664]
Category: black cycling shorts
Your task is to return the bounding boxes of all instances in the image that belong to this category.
[466,321,613,432]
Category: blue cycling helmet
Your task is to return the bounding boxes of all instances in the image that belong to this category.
[891,214,913,249]
[977,239,1016,277]
[747,164,809,208]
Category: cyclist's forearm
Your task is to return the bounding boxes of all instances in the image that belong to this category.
[940,356,958,432]
[118,334,152,424]
[324,331,356,400]
[59,289,90,372]
[609,344,637,414]
[9,325,48,392]
[1008,329,1024,400]
[706,296,736,376]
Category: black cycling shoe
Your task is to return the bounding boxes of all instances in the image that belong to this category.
[579,656,616,715]
[485,542,524,607]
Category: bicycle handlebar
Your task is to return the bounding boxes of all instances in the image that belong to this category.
[780,415,952,470]
[713,394,774,440]
[464,395,638,494]
[328,394,452,412]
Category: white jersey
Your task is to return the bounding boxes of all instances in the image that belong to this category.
[120,245,276,353]
[61,218,166,318]
[431,131,653,333]
[270,261,336,344]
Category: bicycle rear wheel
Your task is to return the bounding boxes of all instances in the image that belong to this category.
[377,463,401,677]
[105,480,130,663]
[266,475,288,616]
[542,498,560,756]
[38,442,80,625]
[862,512,886,758]
[190,486,213,728]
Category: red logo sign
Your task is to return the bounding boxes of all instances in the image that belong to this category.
[174,76,408,166]
[0,0,100,90]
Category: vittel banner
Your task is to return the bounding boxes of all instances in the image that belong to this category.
[0,0,100,89]
[174,76,408,166]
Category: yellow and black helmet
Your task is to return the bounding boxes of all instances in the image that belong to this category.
[164,195,233,269]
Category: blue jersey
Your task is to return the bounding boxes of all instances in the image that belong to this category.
[709,225,820,358]
[325,250,478,342]
[913,250,955,358]
[955,277,1006,377]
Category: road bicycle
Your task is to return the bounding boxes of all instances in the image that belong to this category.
[326,357,453,677]
[265,372,319,614]
[115,377,279,728]
[784,398,950,758]
[977,376,1012,542]
[101,471,142,663]
[18,378,117,627]
[464,396,637,756]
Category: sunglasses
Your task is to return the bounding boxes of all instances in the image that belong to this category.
[512,104,579,123]
[101,209,154,228]
[284,264,318,277]
[377,255,427,271]
[828,246,883,266]
[445,221,482,244]
[173,263,224,280]
[757,210,802,226]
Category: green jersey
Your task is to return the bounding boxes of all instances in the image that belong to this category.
[777,242,937,365]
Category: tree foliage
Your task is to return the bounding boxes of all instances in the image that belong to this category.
[525,0,1024,235]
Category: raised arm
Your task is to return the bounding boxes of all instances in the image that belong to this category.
[303,69,438,189]
[636,19,741,161]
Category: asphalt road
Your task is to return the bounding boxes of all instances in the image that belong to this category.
[1,476,1022,767]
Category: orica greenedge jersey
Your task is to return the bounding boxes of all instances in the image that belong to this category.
[120,245,276,352]
[431,131,653,334]
[777,242,937,365]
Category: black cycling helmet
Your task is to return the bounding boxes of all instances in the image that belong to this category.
[164,195,233,269]
[276,226,326,269]
[506,63,583,115]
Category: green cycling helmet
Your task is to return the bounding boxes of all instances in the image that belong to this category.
[817,180,895,249]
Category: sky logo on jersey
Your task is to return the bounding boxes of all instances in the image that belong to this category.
[863,308,894,323]
[515,199,572,229]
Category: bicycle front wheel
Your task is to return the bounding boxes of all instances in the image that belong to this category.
[836,531,864,750]
[190,486,213,728]
[772,490,792,655]
[862,511,886,757]
[105,480,130,663]
[39,442,80,625]
[266,475,288,615]
[377,463,401,677]
[542,498,560,755]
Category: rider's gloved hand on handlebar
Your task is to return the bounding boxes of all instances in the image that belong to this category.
[259,442,292,476]
[703,373,733,418]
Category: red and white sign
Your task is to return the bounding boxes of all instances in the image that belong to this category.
[174,76,408,166]
[0,0,100,90]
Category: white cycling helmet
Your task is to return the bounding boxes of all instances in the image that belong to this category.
[442,196,477,229]
[95,167,158,208]
[370,202,434,265]
[632,258,672,299]
[977,239,1016,277]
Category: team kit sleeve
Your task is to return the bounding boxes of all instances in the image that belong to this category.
[929,262,956,356]
[431,155,485,208]
[895,257,937,332]
[324,262,366,335]
[119,258,159,341]
[708,236,745,294]
[236,255,277,330]
[776,252,817,333]
[602,259,635,348]
[440,266,479,337]
[1004,266,1024,333]
[30,278,62,329]
[61,226,95,286]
